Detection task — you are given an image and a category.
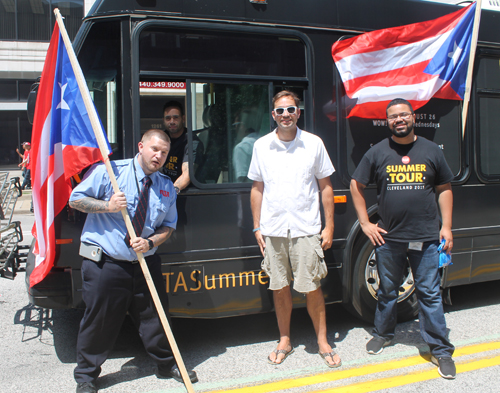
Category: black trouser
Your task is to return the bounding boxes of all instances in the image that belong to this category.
[74,254,173,384]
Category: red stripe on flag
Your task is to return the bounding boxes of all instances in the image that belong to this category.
[62,145,104,179]
[347,99,431,119]
[332,5,469,60]
[30,25,61,287]
[434,80,463,100]
[343,61,434,95]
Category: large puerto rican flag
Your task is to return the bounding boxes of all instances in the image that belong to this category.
[30,23,112,287]
[331,3,476,119]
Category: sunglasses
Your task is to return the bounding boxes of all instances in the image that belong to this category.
[387,112,412,121]
[274,106,298,115]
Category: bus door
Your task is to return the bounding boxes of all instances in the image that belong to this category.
[133,21,321,317]
[467,50,500,284]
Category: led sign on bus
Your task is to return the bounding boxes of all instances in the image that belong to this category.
[139,81,186,89]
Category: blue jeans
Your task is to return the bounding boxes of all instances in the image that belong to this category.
[21,169,31,189]
[373,240,454,358]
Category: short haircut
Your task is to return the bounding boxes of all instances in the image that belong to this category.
[141,129,171,144]
[163,100,184,116]
[386,98,414,115]
[272,90,300,108]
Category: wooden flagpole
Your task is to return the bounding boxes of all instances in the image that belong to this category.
[53,9,195,393]
[461,0,482,137]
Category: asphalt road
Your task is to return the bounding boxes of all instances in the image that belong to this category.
[1,211,500,393]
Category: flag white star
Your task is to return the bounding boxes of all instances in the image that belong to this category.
[56,82,70,110]
[448,41,462,68]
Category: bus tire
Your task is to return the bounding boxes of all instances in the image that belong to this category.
[350,238,419,323]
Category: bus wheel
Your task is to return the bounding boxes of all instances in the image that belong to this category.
[351,238,419,323]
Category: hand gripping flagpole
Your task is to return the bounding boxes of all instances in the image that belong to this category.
[53,9,195,393]
[462,0,482,137]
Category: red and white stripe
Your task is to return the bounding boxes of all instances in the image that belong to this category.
[30,25,72,287]
[331,4,471,118]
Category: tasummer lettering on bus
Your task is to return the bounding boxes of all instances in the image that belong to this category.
[162,269,269,293]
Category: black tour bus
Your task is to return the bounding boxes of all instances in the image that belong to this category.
[26,0,500,322]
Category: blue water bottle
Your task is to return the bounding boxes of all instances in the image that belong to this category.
[437,239,452,268]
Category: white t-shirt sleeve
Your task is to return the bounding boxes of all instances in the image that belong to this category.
[315,139,335,179]
[247,144,263,182]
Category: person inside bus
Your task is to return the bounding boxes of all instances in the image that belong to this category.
[248,90,341,368]
[350,98,456,380]
[194,100,229,183]
[161,100,203,193]
[69,129,198,393]
[233,107,259,182]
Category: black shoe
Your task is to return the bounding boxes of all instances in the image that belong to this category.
[76,382,97,393]
[366,337,392,355]
[157,364,198,383]
[431,356,456,379]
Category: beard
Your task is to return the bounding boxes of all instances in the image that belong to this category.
[390,121,413,139]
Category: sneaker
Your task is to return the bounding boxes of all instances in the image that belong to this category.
[431,356,456,379]
[366,337,391,355]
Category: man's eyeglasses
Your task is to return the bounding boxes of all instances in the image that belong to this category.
[274,106,298,116]
[387,112,413,121]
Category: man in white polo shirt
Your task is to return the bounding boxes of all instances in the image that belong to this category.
[248,90,341,368]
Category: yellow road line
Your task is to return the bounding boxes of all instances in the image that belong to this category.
[312,354,500,393]
[209,341,500,393]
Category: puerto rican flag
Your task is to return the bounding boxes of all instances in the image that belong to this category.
[331,3,476,119]
[29,23,112,287]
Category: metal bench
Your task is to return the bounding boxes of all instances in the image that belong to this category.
[0,171,10,204]
[0,172,29,279]
[1,176,23,225]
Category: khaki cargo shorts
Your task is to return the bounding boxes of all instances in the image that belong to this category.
[261,232,328,293]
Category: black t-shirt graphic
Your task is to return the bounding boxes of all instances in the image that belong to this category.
[352,137,454,242]
[162,129,203,183]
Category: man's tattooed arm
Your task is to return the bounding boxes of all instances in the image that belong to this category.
[69,192,127,214]
[148,226,175,247]
[70,197,112,213]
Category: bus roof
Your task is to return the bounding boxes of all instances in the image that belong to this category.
[85,0,499,41]
[422,0,500,12]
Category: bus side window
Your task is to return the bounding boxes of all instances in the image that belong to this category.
[191,82,270,184]
[476,55,500,181]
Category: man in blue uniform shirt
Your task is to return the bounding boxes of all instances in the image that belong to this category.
[69,129,197,393]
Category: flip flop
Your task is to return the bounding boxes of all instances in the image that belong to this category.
[267,347,294,365]
[319,350,342,368]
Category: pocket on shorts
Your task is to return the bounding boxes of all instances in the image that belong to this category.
[261,247,271,276]
[314,247,328,280]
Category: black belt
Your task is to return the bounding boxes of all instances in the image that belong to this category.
[102,253,140,264]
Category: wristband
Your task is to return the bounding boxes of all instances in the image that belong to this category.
[252,227,260,232]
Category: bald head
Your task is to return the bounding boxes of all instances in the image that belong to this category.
[138,129,171,175]
[141,129,171,144]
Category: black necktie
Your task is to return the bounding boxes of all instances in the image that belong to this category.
[125,176,152,245]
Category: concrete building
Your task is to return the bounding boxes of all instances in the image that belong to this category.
[0,0,96,170]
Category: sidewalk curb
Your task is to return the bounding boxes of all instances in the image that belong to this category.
[15,190,33,215]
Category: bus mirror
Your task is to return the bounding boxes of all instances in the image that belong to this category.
[27,78,41,125]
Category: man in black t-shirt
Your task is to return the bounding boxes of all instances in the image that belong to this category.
[161,101,203,194]
[350,98,456,380]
